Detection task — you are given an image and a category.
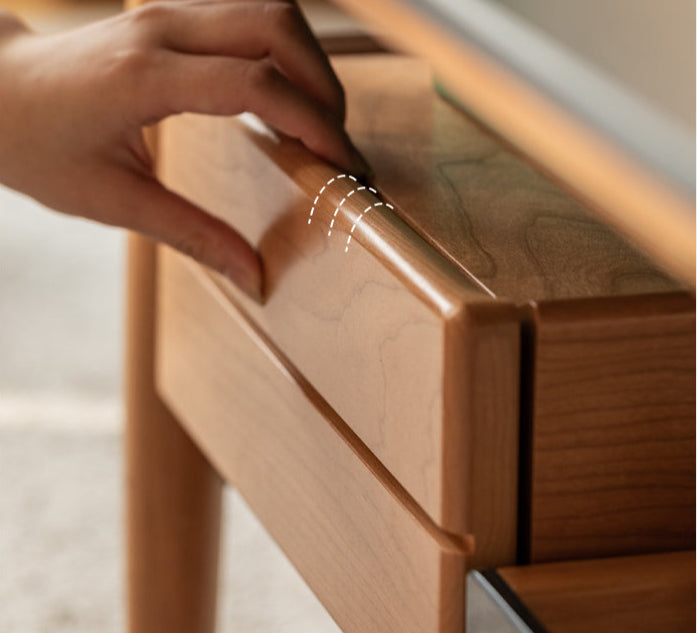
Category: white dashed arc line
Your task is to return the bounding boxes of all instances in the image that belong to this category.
[307,173,393,254]
[307,173,357,225]
[328,186,365,236]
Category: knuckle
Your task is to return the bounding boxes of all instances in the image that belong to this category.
[111,46,153,78]
[264,2,301,35]
[132,1,173,28]
[264,2,303,38]
[244,59,279,94]
[106,45,165,121]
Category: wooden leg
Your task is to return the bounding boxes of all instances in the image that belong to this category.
[125,234,222,633]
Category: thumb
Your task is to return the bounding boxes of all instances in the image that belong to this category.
[114,169,263,302]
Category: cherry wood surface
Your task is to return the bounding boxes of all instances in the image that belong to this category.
[498,551,696,633]
[156,247,469,633]
[122,0,696,627]
[329,0,695,285]
[125,234,222,633]
[339,55,681,302]
[159,55,691,567]
[529,295,696,563]
[158,64,524,564]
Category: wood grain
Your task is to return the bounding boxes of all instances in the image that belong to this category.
[158,82,523,565]
[158,55,689,568]
[337,55,681,301]
[329,0,695,285]
[156,247,469,633]
[529,295,696,562]
[498,551,696,633]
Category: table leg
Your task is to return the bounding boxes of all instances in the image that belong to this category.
[125,234,222,633]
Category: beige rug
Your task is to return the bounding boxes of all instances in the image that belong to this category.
[0,426,340,632]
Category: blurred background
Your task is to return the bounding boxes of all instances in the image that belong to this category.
[0,1,340,631]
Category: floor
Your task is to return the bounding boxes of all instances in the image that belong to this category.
[0,2,340,631]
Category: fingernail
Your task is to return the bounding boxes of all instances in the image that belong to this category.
[352,148,375,181]
[363,161,376,183]
[363,164,376,186]
[356,149,375,178]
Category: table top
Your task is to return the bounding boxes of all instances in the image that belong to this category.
[330,0,696,285]
[338,55,683,303]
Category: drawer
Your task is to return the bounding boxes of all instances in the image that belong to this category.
[158,53,693,565]
[155,247,468,633]
[528,296,695,562]
[494,551,696,633]
[159,56,522,566]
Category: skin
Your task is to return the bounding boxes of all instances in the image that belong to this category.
[0,0,370,301]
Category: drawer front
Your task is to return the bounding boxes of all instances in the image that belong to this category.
[529,297,696,562]
[155,247,468,633]
[158,112,521,563]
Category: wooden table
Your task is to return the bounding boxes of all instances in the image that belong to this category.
[123,3,695,632]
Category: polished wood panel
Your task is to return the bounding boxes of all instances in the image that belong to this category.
[125,234,222,633]
[156,247,469,633]
[338,55,680,302]
[530,295,696,562]
[158,69,522,563]
[158,55,688,565]
[330,0,695,285]
[498,551,696,633]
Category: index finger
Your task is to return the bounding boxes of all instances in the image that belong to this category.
[145,1,346,121]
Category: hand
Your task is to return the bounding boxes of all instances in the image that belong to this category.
[0,2,369,301]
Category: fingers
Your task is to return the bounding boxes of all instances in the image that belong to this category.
[153,1,346,121]
[110,167,264,302]
[155,53,369,176]
[125,1,369,176]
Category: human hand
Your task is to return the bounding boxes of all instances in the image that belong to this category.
[0,2,369,301]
